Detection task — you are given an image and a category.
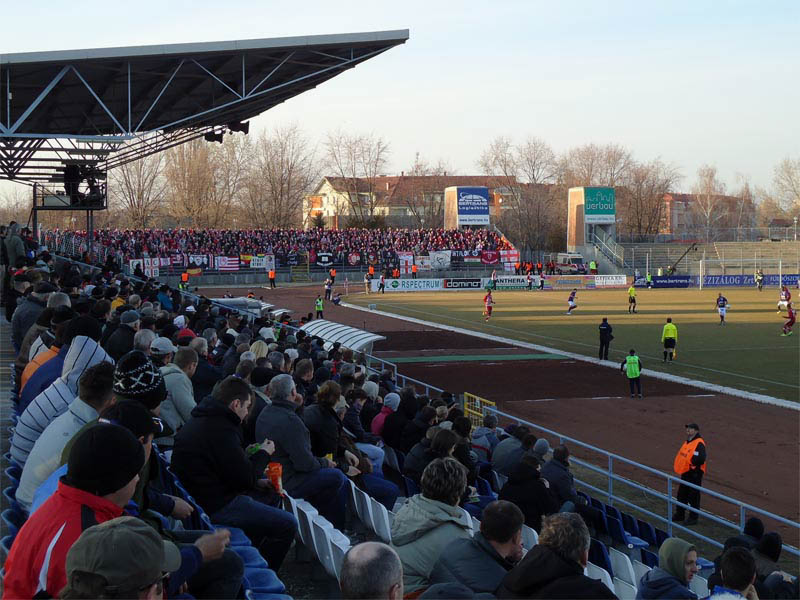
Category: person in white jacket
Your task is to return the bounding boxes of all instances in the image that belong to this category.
[15,362,116,512]
[10,335,114,465]
[156,347,199,446]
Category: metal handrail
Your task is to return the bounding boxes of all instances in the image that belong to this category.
[485,406,799,557]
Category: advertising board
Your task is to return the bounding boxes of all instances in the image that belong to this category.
[594,274,629,287]
[443,278,483,289]
[541,275,596,290]
[370,278,443,292]
[455,187,490,226]
[583,187,616,225]
[481,275,537,290]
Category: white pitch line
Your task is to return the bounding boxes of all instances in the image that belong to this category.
[687,394,716,398]
[342,301,800,411]
[353,301,798,392]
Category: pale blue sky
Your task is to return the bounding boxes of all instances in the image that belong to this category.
[2,0,799,193]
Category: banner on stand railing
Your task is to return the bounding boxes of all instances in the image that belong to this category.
[415,256,431,271]
[249,255,275,270]
[398,252,414,274]
[429,251,451,269]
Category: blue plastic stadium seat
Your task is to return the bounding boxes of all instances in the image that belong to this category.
[2,487,21,513]
[577,490,591,504]
[590,497,606,514]
[607,516,648,550]
[403,476,419,497]
[233,545,269,569]
[4,465,21,486]
[1,535,13,556]
[655,527,670,547]
[394,450,406,471]
[2,509,26,537]
[637,519,657,547]
[605,504,622,524]
[641,548,659,568]
[621,512,641,538]
[589,538,614,578]
[244,568,286,594]
[697,557,714,571]
[476,476,493,497]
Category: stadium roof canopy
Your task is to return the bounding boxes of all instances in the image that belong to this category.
[0,30,408,183]
[300,319,386,353]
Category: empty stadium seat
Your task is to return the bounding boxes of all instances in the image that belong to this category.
[369,496,393,544]
[613,576,637,600]
[310,514,350,580]
[244,567,287,594]
[520,524,538,550]
[607,516,648,552]
[586,562,615,594]
[609,547,637,586]
[641,548,658,569]
[621,512,641,537]
[589,538,614,578]
[403,476,419,497]
[4,465,20,487]
[690,574,709,598]
[632,559,651,585]
[1,509,24,538]
[491,470,508,491]
[655,527,670,547]
[2,487,21,514]
[605,504,622,523]
[353,483,375,534]
[636,518,657,547]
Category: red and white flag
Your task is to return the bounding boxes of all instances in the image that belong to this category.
[215,256,240,271]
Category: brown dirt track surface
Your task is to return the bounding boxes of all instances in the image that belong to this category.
[201,284,800,530]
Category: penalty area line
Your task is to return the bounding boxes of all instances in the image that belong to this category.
[342,301,799,411]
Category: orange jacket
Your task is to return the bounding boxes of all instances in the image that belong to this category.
[181,272,189,282]
[269,270,275,278]
[330,268,336,277]
[673,436,706,475]
[412,264,418,273]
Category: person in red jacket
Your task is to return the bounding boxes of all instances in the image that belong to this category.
[3,423,145,599]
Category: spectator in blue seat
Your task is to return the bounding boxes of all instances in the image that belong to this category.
[499,454,559,532]
[256,374,350,528]
[382,392,418,451]
[636,537,699,599]
[404,427,451,484]
[430,500,524,594]
[540,445,580,511]
[472,414,501,459]
[171,375,298,571]
[391,457,473,594]
[496,512,616,599]
[708,547,759,600]
[492,425,536,477]
[343,387,386,475]
[400,405,437,454]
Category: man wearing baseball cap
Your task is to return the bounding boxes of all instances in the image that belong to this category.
[150,336,177,368]
[673,422,707,526]
[3,424,145,598]
[61,516,181,599]
[105,309,141,362]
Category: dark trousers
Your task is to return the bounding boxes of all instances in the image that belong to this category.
[675,469,703,520]
[209,491,298,571]
[599,340,610,360]
[628,377,641,395]
[412,272,417,278]
[269,277,276,288]
[288,467,349,529]
[315,310,323,319]
[169,529,244,599]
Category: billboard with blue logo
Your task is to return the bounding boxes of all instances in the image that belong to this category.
[445,186,490,227]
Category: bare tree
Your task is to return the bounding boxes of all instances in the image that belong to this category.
[399,153,452,227]
[772,157,800,211]
[691,165,726,241]
[241,124,319,228]
[0,184,30,225]
[618,159,681,239]
[324,130,390,225]
[516,136,557,184]
[600,143,633,187]
[108,147,166,228]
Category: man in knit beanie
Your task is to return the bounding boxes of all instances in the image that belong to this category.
[113,350,167,414]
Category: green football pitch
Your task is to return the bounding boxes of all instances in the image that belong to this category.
[347,287,800,401]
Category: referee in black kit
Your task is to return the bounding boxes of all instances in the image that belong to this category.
[598,317,613,360]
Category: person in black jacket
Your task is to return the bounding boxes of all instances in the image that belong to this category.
[499,455,559,532]
[104,310,140,362]
[381,394,417,451]
[599,317,613,360]
[496,512,616,599]
[209,332,233,366]
[451,416,479,485]
[342,387,385,475]
[171,376,297,570]
[399,406,436,454]
[404,428,455,485]
[188,336,223,403]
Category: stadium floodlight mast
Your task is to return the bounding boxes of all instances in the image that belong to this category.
[0,30,408,241]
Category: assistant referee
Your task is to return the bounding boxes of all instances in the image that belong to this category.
[661,317,678,362]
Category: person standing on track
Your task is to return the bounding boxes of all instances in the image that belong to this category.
[526,272,533,291]
[364,272,371,295]
[777,285,791,313]
[715,293,729,325]
[411,263,418,279]
[627,284,637,314]
[620,349,642,398]
[781,302,795,337]
[490,269,498,290]
[315,295,324,319]
[566,289,577,315]
[662,317,678,362]
[483,289,495,322]
[329,267,336,285]
[324,278,332,301]
[269,268,276,289]
[378,273,386,294]
[673,423,706,526]
[598,317,613,360]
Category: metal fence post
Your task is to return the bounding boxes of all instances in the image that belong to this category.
[667,478,674,536]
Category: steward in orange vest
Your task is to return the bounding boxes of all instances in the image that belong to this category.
[392,267,400,278]
[411,264,418,279]
[368,265,375,276]
[268,269,276,289]
[672,423,706,525]
[329,267,337,283]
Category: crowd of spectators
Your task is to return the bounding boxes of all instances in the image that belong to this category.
[2,220,797,600]
[43,226,512,261]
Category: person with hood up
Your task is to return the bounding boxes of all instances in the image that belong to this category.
[497,512,617,599]
[157,347,199,447]
[472,414,501,461]
[499,454,559,532]
[11,333,113,466]
[359,380,383,430]
[636,537,699,599]
[390,458,473,594]
[372,392,401,436]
